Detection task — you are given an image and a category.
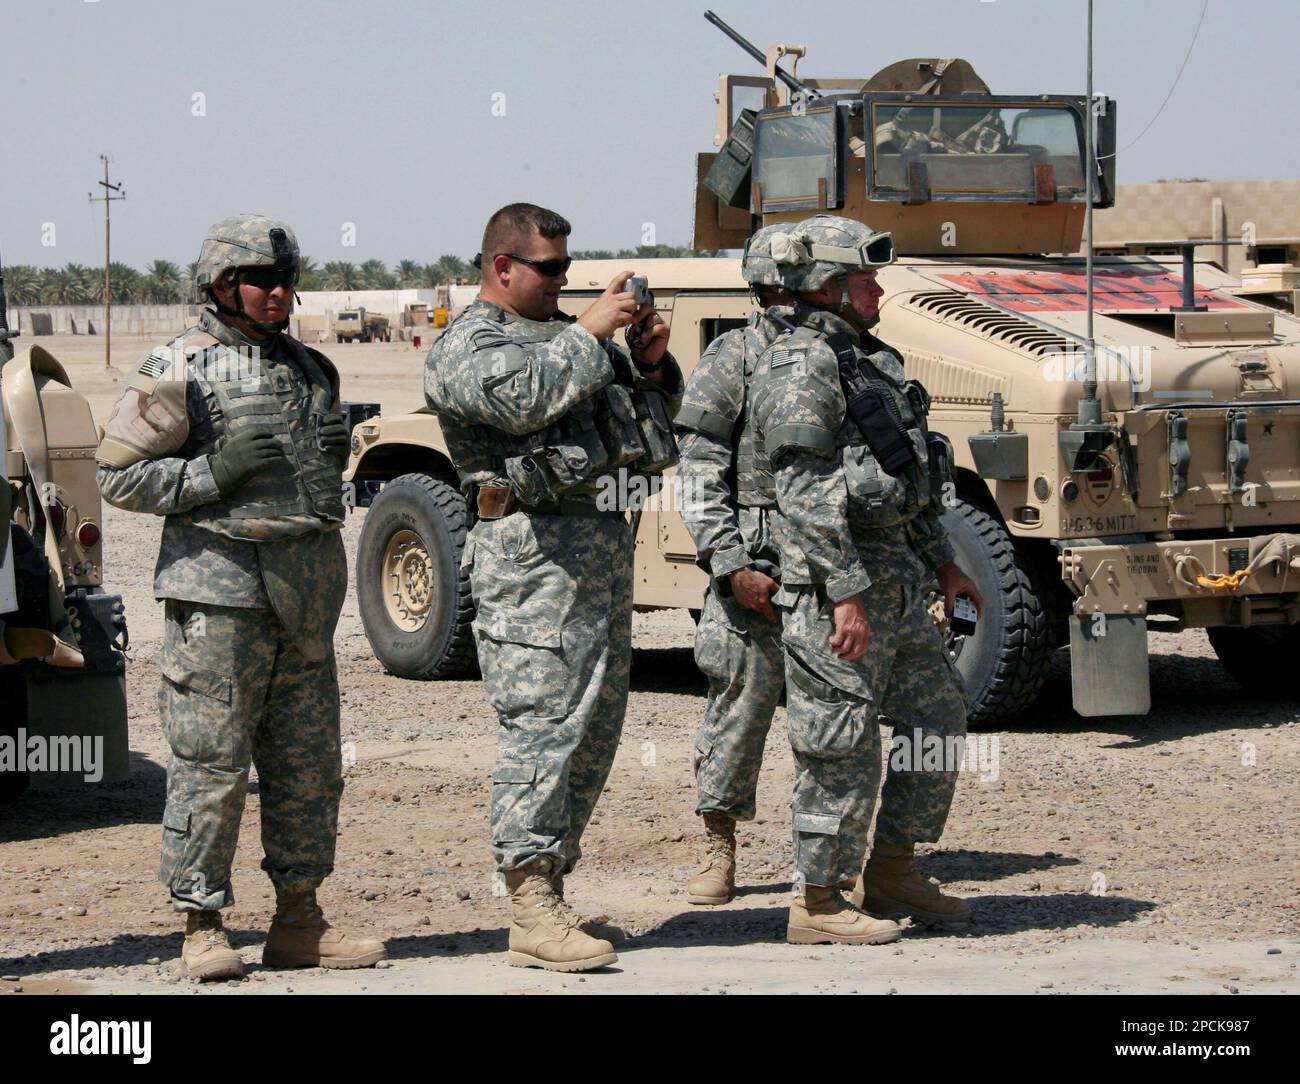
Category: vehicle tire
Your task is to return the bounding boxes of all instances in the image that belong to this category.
[939,499,1053,727]
[1207,625,1300,698]
[336,334,344,344]
[356,472,478,680]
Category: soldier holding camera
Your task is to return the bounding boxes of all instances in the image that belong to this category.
[425,203,681,972]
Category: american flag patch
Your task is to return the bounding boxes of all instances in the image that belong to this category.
[137,350,171,379]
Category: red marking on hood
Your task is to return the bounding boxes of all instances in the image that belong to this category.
[935,268,1246,312]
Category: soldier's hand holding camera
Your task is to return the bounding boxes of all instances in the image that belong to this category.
[208,427,287,497]
[936,560,984,622]
[317,414,351,459]
[576,270,640,342]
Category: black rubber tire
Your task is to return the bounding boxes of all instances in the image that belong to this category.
[356,473,478,680]
[1207,625,1300,698]
[941,499,1053,727]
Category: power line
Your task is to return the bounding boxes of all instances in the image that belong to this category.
[1096,0,1210,160]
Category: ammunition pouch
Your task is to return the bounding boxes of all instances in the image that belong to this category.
[501,401,609,506]
[593,384,647,468]
[628,385,679,474]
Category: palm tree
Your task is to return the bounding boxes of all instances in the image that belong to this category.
[322,261,360,291]
[142,259,185,303]
[298,255,322,291]
[40,265,90,304]
[419,262,447,287]
[358,259,395,290]
[434,254,469,284]
[2,264,42,306]
[395,259,422,289]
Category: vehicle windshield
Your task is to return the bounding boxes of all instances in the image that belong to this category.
[869,101,1087,201]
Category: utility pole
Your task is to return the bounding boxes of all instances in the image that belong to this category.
[88,155,125,370]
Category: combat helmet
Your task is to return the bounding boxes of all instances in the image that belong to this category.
[193,214,300,332]
[741,223,798,289]
[767,214,895,295]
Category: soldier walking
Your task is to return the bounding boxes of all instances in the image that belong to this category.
[750,214,984,945]
[97,215,386,980]
[675,226,791,905]
[425,203,682,972]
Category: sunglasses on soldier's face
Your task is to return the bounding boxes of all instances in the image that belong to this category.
[240,266,298,291]
[502,253,572,278]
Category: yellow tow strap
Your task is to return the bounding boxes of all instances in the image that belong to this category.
[1195,569,1252,590]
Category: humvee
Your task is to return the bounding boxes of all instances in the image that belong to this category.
[1,263,130,798]
[345,40,1300,726]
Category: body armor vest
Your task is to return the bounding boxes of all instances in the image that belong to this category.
[736,321,778,509]
[179,325,346,541]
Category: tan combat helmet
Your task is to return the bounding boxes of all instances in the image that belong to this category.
[193,213,301,332]
[767,214,895,322]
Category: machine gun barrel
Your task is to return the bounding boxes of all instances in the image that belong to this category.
[703,9,818,99]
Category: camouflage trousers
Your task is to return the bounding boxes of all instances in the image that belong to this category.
[777,581,967,887]
[468,511,633,874]
[158,599,343,911]
[692,585,784,821]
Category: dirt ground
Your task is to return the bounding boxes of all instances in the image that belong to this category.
[2,332,1298,996]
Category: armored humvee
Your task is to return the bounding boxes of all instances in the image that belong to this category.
[1,263,130,798]
[345,43,1300,726]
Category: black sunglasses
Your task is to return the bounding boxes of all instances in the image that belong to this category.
[502,252,572,278]
[240,266,298,291]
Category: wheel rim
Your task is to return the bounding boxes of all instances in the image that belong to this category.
[383,529,434,632]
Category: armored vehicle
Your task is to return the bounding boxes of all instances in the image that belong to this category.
[345,35,1300,725]
[335,307,391,343]
[1,261,129,798]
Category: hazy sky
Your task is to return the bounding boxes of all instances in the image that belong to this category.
[3,0,1296,268]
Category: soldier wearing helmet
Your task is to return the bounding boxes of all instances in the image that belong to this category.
[96,214,386,980]
[674,225,792,906]
[749,214,985,945]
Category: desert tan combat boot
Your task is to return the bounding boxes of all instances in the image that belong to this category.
[546,866,627,942]
[687,812,737,905]
[263,886,388,969]
[181,910,244,981]
[853,841,972,924]
[787,886,904,946]
[505,857,617,972]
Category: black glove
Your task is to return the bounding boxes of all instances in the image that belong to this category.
[208,428,286,497]
[317,414,351,459]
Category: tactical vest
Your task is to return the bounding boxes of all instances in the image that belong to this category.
[179,327,346,541]
[829,333,949,532]
[434,304,676,507]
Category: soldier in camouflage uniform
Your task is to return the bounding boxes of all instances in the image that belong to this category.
[675,226,790,905]
[425,204,682,972]
[96,215,386,980]
[749,214,985,944]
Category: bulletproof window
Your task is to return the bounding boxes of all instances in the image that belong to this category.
[752,104,841,213]
[865,95,1109,205]
[1254,246,1288,265]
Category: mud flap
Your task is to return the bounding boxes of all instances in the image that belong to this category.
[25,668,129,788]
[1069,614,1151,717]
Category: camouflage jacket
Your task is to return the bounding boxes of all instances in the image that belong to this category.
[96,309,347,630]
[424,299,682,502]
[751,306,954,598]
[676,311,781,581]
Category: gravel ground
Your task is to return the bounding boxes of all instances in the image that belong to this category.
[1,335,1297,995]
